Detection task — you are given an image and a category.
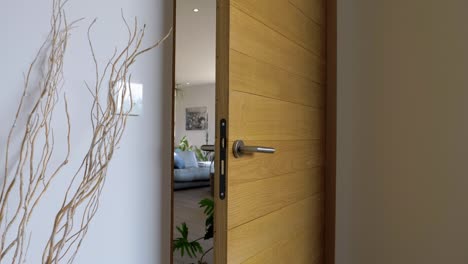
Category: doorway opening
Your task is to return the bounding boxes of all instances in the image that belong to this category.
[172,0,216,263]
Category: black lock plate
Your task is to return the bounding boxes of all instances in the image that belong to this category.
[219,119,227,200]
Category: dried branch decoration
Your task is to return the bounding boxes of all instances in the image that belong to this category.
[0,0,171,263]
[0,1,76,262]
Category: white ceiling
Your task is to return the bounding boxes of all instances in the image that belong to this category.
[175,0,216,87]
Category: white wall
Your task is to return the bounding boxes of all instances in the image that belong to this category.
[0,0,172,263]
[337,1,468,263]
[175,84,215,148]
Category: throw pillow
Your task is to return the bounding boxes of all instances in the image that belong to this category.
[174,152,185,169]
[177,151,199,168]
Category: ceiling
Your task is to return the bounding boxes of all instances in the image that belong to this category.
[175,0,216,87]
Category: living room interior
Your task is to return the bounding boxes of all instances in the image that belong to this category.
[172,0,215,263]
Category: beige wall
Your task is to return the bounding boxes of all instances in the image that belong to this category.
[336,1,468,263]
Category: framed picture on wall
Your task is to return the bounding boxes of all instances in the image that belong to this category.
[185,106,208,130]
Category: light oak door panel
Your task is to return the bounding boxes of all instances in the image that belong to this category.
[228,140,324,185]
[230,7,325,83]
[228,195,324,263]
[232,0,324,56]
[288,0,325,25]
[215,0,326,262]
[228,167,324,229]
[242,226,323,264]
[231,50,324,108]
[229,91,324,141]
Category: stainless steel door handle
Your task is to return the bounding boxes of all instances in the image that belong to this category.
[232,140,276,158]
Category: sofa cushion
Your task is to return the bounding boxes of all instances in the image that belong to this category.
[197,161,211,168]
[174,152,185,169]
[177,151,199,168]
[174,167,210,182]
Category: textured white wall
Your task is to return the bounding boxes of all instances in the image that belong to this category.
[337,1,468,263]
[175,84,215,148]
[0,0,173,263]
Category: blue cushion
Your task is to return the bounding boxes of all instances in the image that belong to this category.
[174,152,185,169]
[174,167,211,182]
[177,151,199,168]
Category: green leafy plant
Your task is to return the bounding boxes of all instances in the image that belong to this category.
[176,136,210,161]
[200,198,214,240]
[173,198,214,264]
[194,147,209,162]
[178,136,191,151]
[173,223,204,258]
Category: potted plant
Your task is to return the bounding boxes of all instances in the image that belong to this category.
[173,198,214,264]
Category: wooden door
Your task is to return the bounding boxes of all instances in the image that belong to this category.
[214,0,326,263]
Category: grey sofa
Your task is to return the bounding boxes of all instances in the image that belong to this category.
[174,164,211,190]
[174,150,213,190]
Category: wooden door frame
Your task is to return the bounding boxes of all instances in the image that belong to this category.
[213,0,229,263]
[170,0,176,263]
[325,0,337,263]
[170,0,337,263]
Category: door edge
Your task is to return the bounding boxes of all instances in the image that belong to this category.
[325,0,337,263]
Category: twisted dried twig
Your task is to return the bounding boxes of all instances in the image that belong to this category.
[0,0,171,263]
[0,0,78,262]
[41,9,172,264]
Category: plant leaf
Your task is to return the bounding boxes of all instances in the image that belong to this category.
[199,198,214,240]
[199,198,214,216]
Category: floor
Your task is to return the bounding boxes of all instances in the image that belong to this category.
[173,187,214,264]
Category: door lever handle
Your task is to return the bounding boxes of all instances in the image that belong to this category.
[232,140,275,158]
